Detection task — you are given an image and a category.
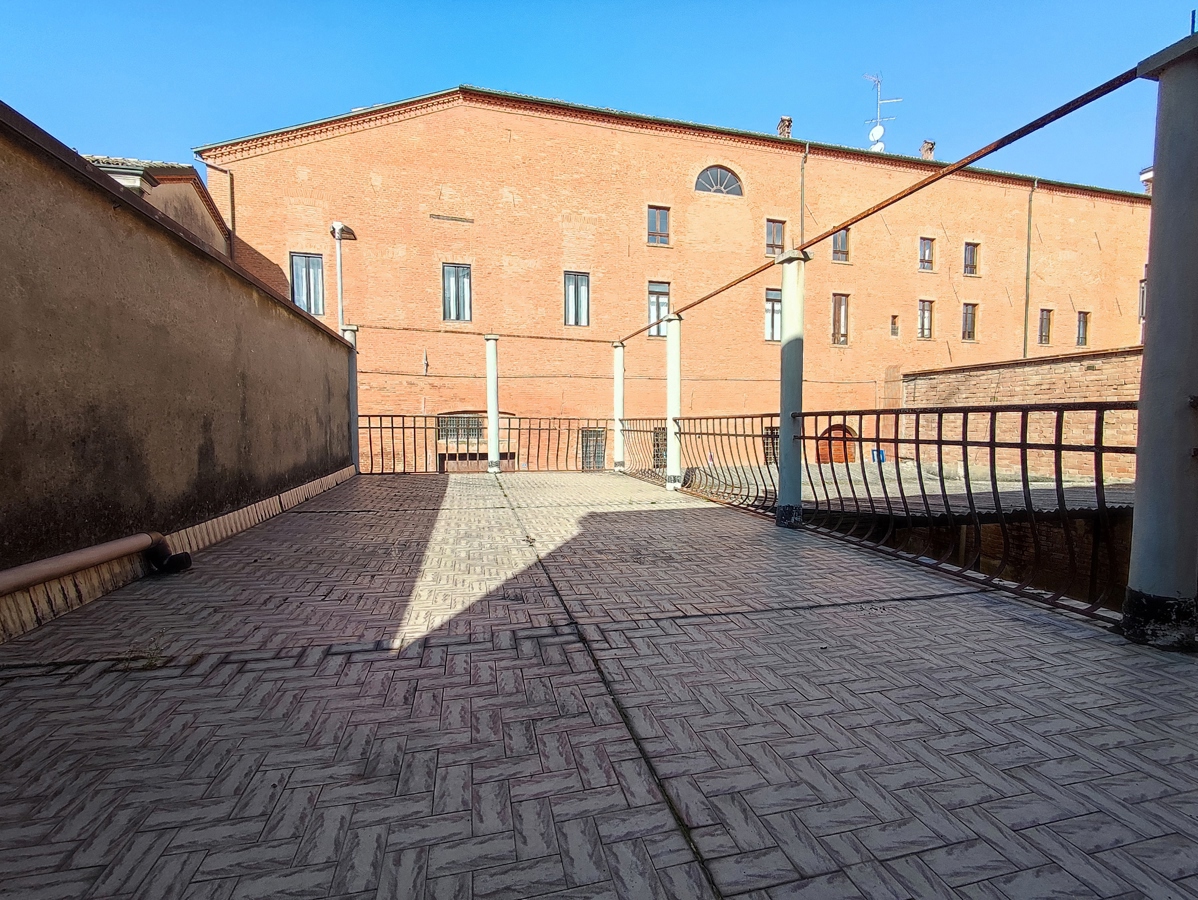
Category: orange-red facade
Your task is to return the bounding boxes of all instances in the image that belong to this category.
[197,87,1150,419]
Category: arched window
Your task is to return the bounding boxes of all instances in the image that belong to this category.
[695,166,743,195]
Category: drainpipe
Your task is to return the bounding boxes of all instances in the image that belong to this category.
[665,315,683,490]
[198,157,235,263]
[0,533,190,597]
[1022,178,1037,358]
[775,249,811,526]
[800,142,810,243]
[485,335,501,474]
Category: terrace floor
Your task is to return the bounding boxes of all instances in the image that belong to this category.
[2,473,1198,899]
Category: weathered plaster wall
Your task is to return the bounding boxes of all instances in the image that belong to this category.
[0,106,353,569]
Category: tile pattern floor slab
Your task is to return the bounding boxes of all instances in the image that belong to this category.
[2,472,1197,899]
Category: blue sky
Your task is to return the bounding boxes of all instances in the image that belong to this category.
[1,1,1191,192]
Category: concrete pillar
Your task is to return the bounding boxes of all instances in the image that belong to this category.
[612,341,626,471]
[775,249,811,526]
[665,314,682,490]
[346,329,359,473]
[1125,34,1198,648]
[485,335,501,474]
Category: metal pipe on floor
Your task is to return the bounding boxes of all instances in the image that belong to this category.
[0,533,191,597]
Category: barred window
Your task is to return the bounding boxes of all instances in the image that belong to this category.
[438,415,483,443]
[442,263,471,321]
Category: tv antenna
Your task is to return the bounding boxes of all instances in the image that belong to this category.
[864,73,901,152]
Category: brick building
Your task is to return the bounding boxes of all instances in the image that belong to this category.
[195,86,1150,419]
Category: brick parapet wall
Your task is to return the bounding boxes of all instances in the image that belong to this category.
[902,346,1143,407]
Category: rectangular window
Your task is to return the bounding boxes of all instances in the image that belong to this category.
[1077,311,1090,347]
[765,288,781,341]
[1139,278,1147,321]
[831,294,849,345]
[964,242,980,276]
[564,271,590,326]
[1038,308,1053,345]
[442,263,472,321]
[918,300,934,339]
[438,414,483,443]
[919,237,935,271]
[766,219,785,256]
[290,253,325,315]
[832,228,850,262]
[962,303,977,341]
[648,206,670,245]
[890,315,899,337]
[648,281,670,337]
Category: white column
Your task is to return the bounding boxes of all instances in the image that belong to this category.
[485,335,501,474]
[665,314,682,490]
[346,329,359,473]
[775,249,810,525]
[612,341,626,471]
[1126,34,1198,647]
[335,234,345,333]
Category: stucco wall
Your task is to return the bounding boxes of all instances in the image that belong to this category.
[146,180,230,255]
[0,105,353,570]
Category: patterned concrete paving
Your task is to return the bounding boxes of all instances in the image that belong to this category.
[2,473,1198,899]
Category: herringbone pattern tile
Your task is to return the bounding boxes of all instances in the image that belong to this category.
[2,472,1197,899]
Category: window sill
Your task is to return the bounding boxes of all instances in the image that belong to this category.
[831,342,850,348]
[647,242,673,249]
[963,272,981,278]
[831,259,852,265]
[918,268,937,274]
[442,320,474,325]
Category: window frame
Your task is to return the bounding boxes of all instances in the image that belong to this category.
[832,228,850,263]
[917,299,934,339]
[647,206,670,246]
[289,252,325,315]
[1038,308,1053,345]
[564,271,590,327]
[648,281,670,337]
[442,263,472,322]
[961,303,978,341]
[765,288,782,342]
[694,165,744,196]
[919,237,935,272]
[765,219,785,256]
[1076,311,1090,347]
[963,241,980,276]
[831,294,849,346]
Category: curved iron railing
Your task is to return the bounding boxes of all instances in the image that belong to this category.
[791,403,1136,617]
[620,418,667,485]
[676,415,779,512]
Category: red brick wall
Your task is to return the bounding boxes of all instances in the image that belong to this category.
[200,90,1150,420]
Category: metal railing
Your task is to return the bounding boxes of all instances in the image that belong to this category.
[359,416,610,473]
[630,404,1137,618]
[799,403,1137,616]
[620,418,667,485]
[677,415,779,512]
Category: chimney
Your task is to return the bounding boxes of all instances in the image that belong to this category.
[919,140,936,161]
[777,116,793,139]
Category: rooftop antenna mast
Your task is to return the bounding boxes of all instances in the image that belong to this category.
[864,73,902,152]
